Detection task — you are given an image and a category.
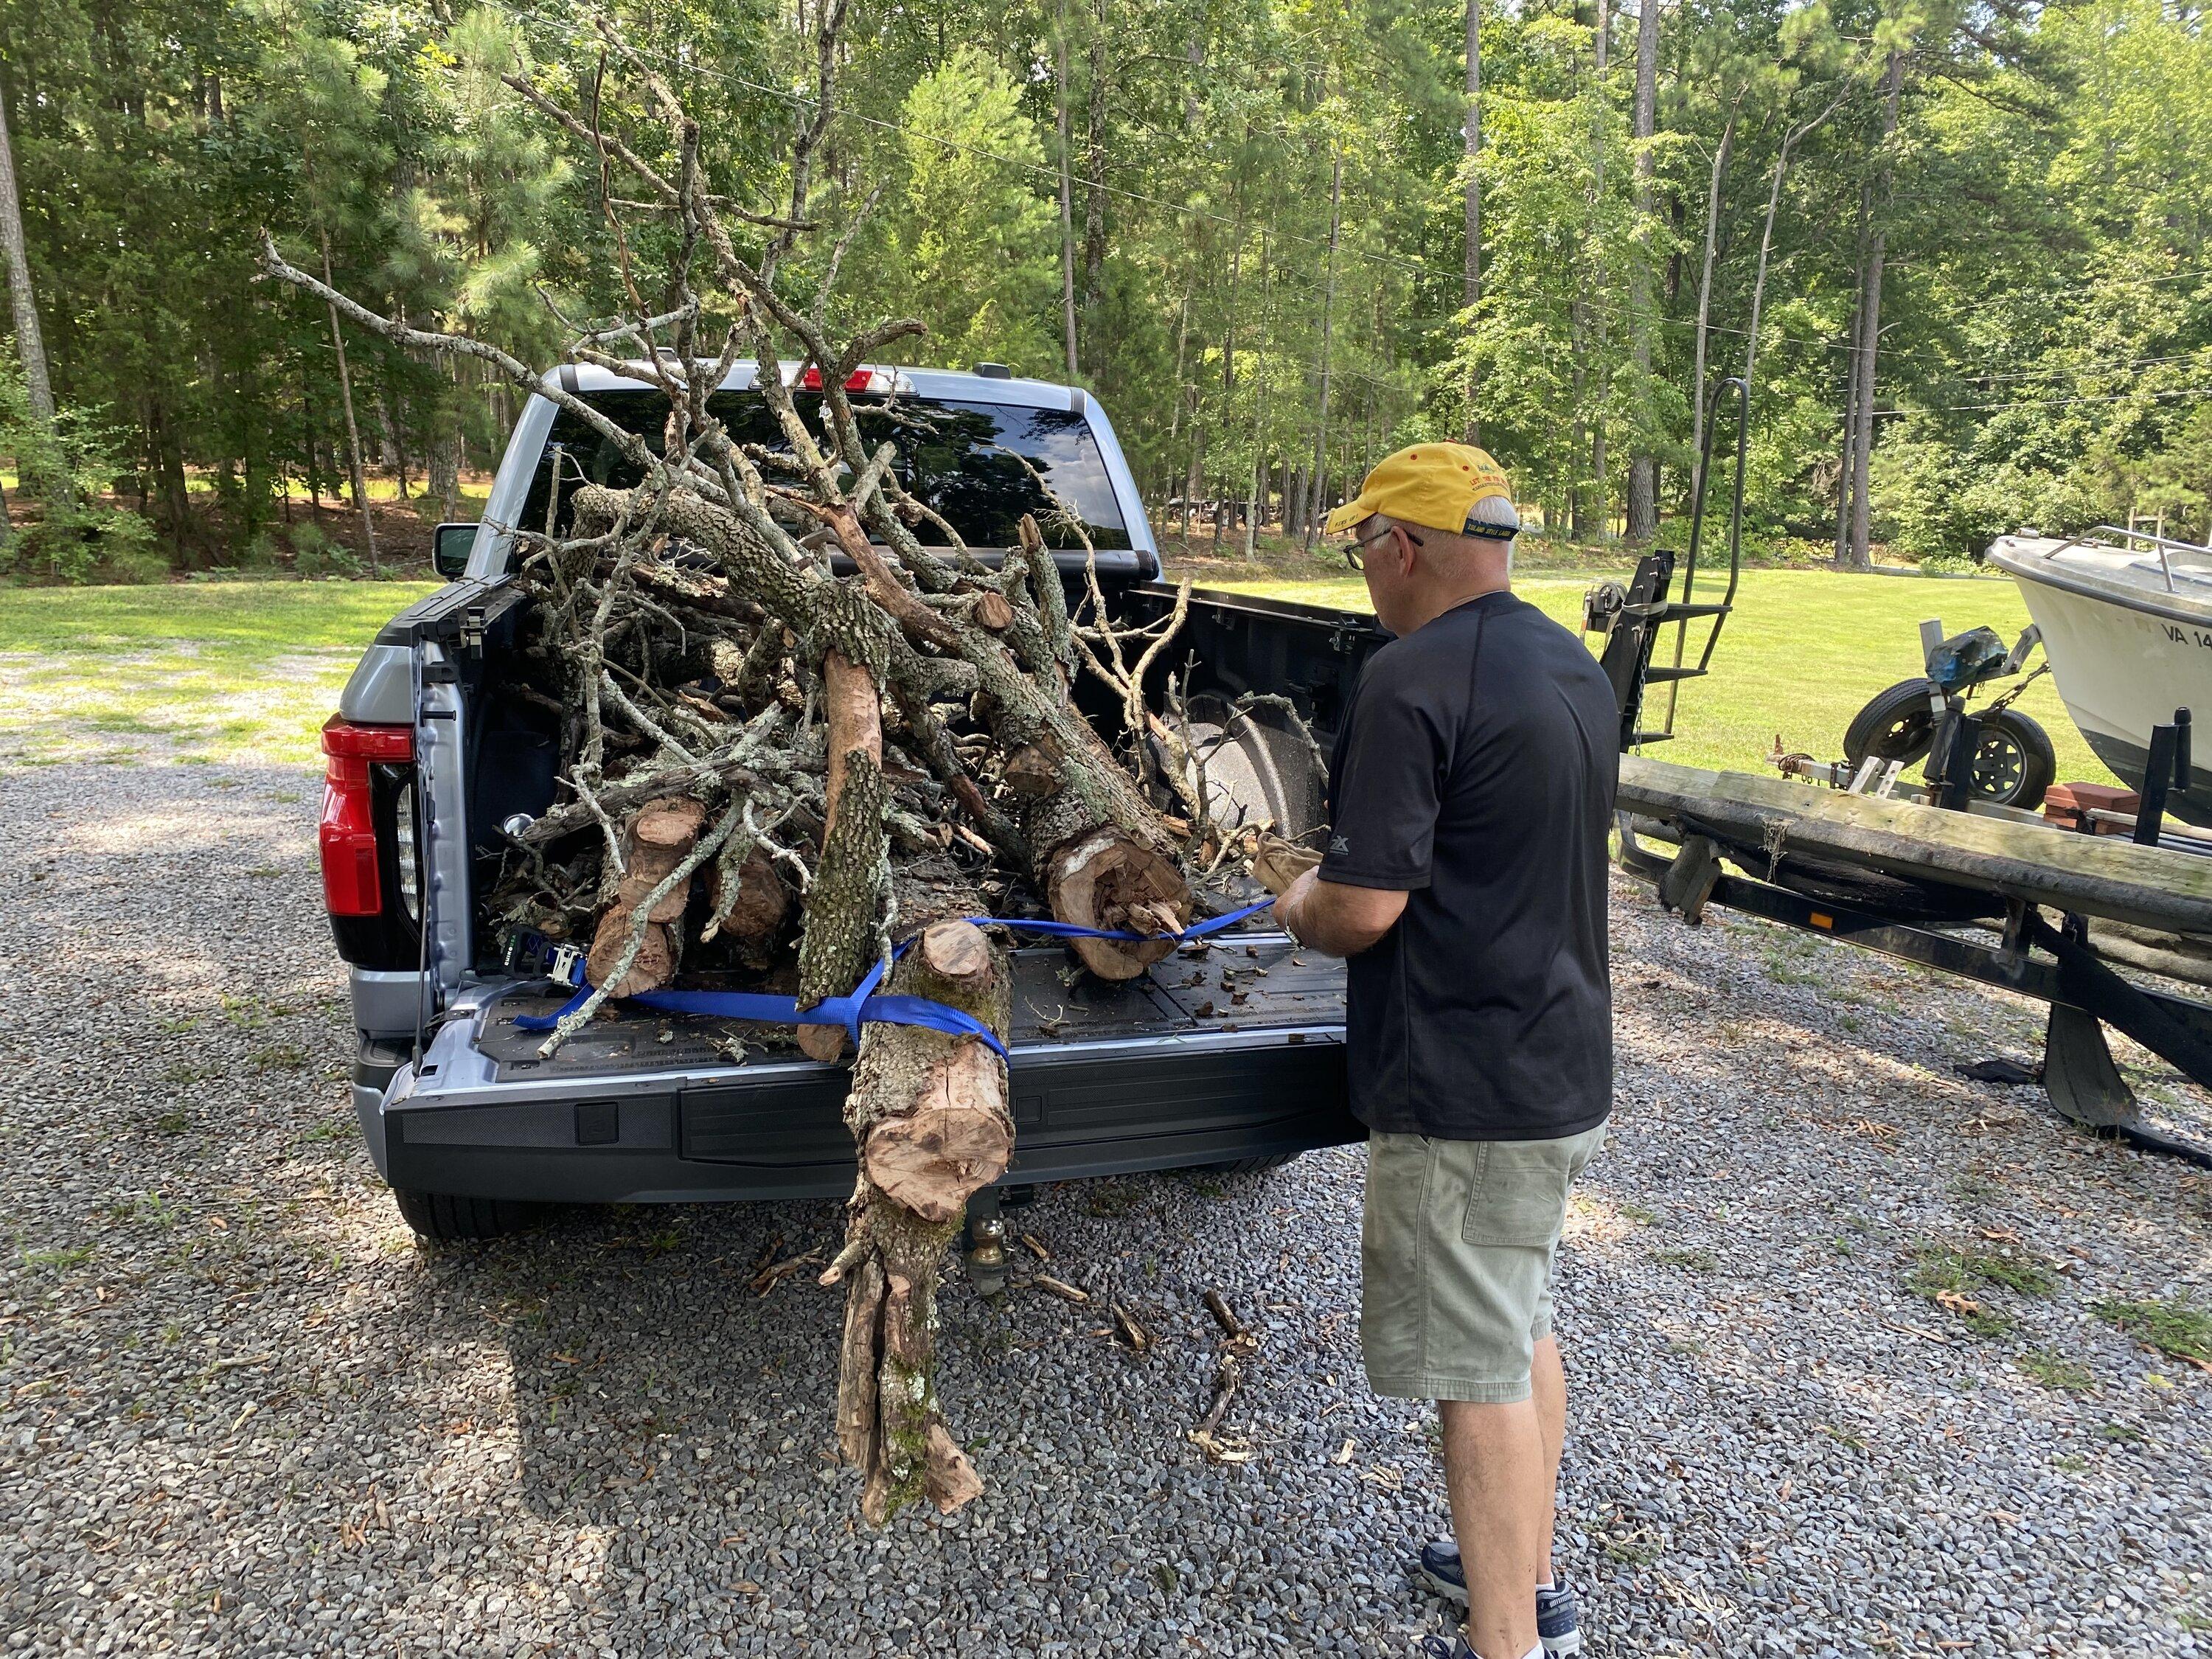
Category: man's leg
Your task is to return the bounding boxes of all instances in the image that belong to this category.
[1531,1334,1565,1578]
[1440,1396,1547,1659]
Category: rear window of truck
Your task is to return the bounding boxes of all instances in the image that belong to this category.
[518,388,1131,552]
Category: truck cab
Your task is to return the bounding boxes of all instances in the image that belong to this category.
[323,363,1385,1242]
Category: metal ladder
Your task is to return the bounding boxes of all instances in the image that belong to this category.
[1589,377,1749,750]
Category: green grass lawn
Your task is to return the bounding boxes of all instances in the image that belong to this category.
[1202,566,2117,788]
[0,580,441,768]
[0,566,2118,790]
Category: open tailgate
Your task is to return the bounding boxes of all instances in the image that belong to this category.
[376,931,1353,1203]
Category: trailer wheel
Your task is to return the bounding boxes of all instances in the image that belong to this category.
[390,1186,546,1243]
[1969,709,2056,810]
[1843,678,1941,767]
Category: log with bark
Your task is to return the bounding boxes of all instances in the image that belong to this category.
[250,4,1292,1526]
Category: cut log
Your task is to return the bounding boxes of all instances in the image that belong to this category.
[580,795,707,995]
[1046,826,1191,978]
[705,845,793,963]
[821,916,1012,1525]
[585,910,676,997]
[863,1039,1011,1223]
[622,796,709,922]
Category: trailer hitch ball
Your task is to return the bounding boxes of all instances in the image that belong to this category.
[962,1209,1009,1299]
[967,1214,1007,1267]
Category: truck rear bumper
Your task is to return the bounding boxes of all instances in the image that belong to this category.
[372,1019,1356,1204]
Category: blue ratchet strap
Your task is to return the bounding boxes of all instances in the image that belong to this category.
[511,945,1009,1056]
[510,895,1281,1052]
[957,897,1277,942]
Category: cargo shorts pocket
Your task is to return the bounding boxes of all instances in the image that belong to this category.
[1461,1139,1576,1247]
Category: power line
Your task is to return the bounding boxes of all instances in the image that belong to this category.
[1933,349,2210,384]
[1887,384,2212,417]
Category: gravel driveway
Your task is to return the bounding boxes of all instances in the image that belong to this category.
[3,759,2207,1658]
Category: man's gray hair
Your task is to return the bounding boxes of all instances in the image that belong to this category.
[1465,493,1520,540]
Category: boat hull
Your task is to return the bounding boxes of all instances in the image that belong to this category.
[1990,544,2212,824]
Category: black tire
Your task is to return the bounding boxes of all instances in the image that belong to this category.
[1969,709,2056,811]
[1200,1152,1301,1175]
[1843,678,1941,767]
[390,1186,546,1242]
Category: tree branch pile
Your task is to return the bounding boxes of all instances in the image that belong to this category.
[258,7,1226,1526]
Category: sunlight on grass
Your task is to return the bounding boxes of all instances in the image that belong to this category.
[0,566,2123,786]
[1204,566,2117,787]
[0,582,440,768]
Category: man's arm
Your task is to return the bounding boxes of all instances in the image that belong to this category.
[1274,866,1407,959]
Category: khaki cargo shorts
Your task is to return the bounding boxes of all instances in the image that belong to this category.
[1360,1122,1608,1403]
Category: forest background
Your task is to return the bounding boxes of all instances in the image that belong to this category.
[1,0,2208,583]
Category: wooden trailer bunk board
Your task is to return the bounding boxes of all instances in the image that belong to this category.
[1613,754,2212,1166]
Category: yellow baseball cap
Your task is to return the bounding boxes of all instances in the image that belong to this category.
[1324,442,1515,538]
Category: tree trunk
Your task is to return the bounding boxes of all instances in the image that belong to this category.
[1168,288,1190,445]
[300,352,324,518]
[1745,90,1846,394]
[1834,190,1869,567]
[1461,0,1483,443]
[1844,52,1905,571]
[320,229,380,577]
[1242,223,1272,561]
[1569,286,1590,541]
[431,428,461,525]
[1625,0,1660,543]
[1304,149,1343,554]
[1688,102,1736,473]
[1584,0,1610,541]
[1221,187,1244,397]
[1183,421,1203,545]
[1080,0,1107,327]
[1054,1,1080,380]
[152,397,191,553]
[0,67,67,515]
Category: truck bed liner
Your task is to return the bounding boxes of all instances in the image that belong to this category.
[474,931,1340,1082]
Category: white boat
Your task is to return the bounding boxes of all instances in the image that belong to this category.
[1986,526,2212,823]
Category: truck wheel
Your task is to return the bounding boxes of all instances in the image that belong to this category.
[390,1186,546,1243]
[1843,678,1941,767]
[1969,709,2056,811]
[1200,1153,1301,1175]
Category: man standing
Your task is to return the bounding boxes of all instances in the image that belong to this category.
[1271,445,1617,1659]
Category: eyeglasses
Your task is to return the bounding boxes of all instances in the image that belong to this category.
[1344,521,1422,571]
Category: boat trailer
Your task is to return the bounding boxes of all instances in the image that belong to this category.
[1611,752,2212,1169]
[1587,376,2212,1166]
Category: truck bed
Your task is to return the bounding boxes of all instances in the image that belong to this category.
[375,930,1353,1204]
[474,931,1340,1080]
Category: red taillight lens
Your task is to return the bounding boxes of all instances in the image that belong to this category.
[796,366,880,392]
[319,716,413,917]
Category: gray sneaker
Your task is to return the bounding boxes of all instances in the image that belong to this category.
[1413,1540,1582,1657]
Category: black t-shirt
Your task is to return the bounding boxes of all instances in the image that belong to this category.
[1320,590,1618,1141]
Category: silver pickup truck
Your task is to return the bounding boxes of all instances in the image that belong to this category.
[324,361,1381,1253]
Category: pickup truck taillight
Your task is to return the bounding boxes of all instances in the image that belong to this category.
[320,716,414,917]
